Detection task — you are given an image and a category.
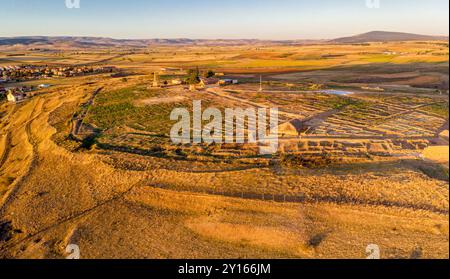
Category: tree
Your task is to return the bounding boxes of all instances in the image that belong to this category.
[205,70,215,78]
[186,67,200,85]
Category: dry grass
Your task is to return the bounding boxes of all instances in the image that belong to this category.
[423,146,450,163]
[0,42,448,259]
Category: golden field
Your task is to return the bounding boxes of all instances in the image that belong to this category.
[0,41,448,259]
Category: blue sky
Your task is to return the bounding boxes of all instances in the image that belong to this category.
[1,0,449,39]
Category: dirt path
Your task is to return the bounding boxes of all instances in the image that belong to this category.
[71,87,102,139]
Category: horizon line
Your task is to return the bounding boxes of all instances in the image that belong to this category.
[1,30,449,41]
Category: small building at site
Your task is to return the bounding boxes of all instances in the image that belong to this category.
[171,78,183,85]
[219,79,238,86]
[198,77,220,89]
[152,72,160,87]
[6,91,26,103]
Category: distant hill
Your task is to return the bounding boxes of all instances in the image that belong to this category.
[0,36,152,48]
[1,32,447,49]
[0,36,324,49]
[331,31,448,44]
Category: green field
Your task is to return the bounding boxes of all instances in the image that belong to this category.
[86,85,185,134]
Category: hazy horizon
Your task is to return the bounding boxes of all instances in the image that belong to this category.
[0,30,448,41]
[0,0,448,40]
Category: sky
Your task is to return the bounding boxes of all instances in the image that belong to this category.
[1,0,449,39]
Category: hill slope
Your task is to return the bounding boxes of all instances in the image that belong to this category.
[331,31,448,43]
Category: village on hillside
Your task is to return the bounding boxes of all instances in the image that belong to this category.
[0,65,117,103]
[0,65,240,103]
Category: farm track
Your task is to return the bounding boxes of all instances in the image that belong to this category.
[71,87,102,139]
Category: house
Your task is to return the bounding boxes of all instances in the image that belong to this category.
[6,91,26,103]
[219,79,238,86]
[171,79,183,85]
[198,77,219,88]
